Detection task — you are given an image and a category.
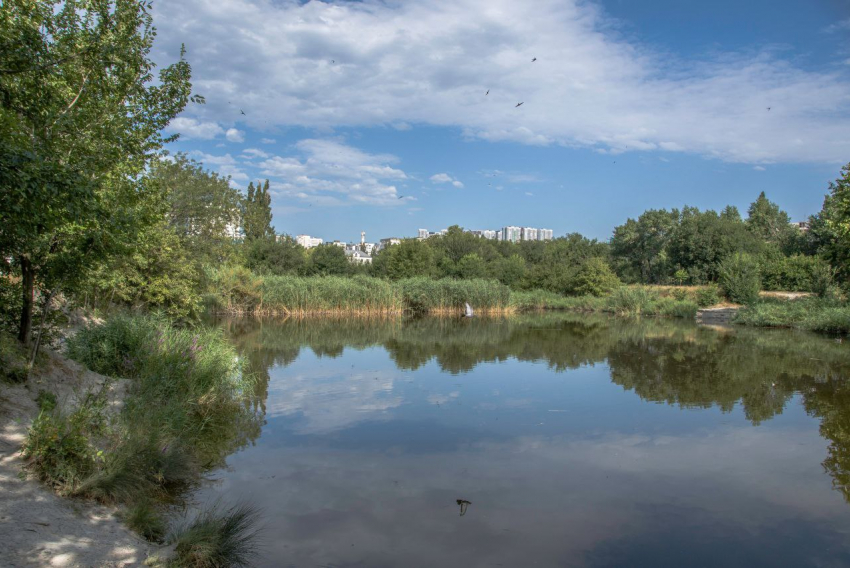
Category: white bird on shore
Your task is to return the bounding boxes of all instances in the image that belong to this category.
[464,303,474,318]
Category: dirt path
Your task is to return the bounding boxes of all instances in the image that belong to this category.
[0,351,159,567]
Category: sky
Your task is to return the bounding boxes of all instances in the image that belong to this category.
[152,0,850,243]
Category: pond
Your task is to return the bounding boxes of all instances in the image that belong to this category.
[196,313,850,567]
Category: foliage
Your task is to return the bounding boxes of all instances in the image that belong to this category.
[610,209,679,283]
[0,331,29,383]
[569,257,621,296]
[304,244,351,276]
[371,239,435,280]
[816,163,850,280]
[718,253,761,304]
[36,389,57,413]
[125,498,167,543]
[169,502,262,568]
[0,0,196,344]
[22,389,110,492]
[746,191,796,250]
[734,297,850,334]
[695,284,721,307]
[242,236,305,276]
[242,180,274,241]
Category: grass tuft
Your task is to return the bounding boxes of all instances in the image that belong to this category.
[170,502,262,568]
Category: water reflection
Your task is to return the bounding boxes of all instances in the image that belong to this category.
[201,314,850,567]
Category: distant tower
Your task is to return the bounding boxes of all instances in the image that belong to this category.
[361,231,366,245]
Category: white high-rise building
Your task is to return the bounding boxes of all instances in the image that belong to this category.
[538,229,554,241]
[481,230,498,240]
[418,228,429,239]
[502,226,522,243]
[521,227,538,241]
[296,235,323,248]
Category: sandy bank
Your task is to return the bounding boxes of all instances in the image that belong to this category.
[0,350,160,567]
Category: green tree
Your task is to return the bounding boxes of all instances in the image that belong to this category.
[372,239,435,280]
[152,154,242,263]
[243,179,274,240]
[0,1,196,346]
[455,253,488,279]
[243,235,306,275]
[718,253,761,304]
[304,245,350,276]
[746,191,796,251]
[491,254,527,288]
[610,209,679,284]
[569,257,621,296]
[817,163,850,280]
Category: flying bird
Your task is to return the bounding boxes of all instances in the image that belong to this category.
[240,109,246,115]
[486,89,489,95]
[397,195,406,199]
[457,499,472,516]
[515,102,524,108]
[531,57,537,62]
[767,107,771,111]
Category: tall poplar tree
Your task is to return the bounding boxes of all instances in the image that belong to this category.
[243,179,274,240]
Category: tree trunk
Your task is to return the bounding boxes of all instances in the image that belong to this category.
[18,256,34,346]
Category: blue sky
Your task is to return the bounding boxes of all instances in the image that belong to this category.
[153,0,850,243]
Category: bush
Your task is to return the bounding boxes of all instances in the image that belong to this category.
[718,253,761,304]
[170,502,261,568]
[22,389,110,492]
[734,297,850,334]
[36,390,57,412]
[810,261,838,299]
[695,284,721,307]
[0,332,29,383]
[568,258,621,297]
[608,286,655,316]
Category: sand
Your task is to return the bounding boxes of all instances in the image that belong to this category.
[0,350,161,567]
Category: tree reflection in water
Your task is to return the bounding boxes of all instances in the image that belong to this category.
[210,313,850,502]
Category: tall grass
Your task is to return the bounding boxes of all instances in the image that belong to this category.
[204,268,512,315]
[510,286,698,319]
[734,297,850,334]
[169,502,262,568]
[25,315,263,552]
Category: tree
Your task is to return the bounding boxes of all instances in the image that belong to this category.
[153,154,242,263]
[569,257,621,296]
[610,209,679,284]
[491,254,527,288]
[243,235,305,275]
[304,245,350,276]
[746,192,796,251]
[718,253,761,304]
[0,1,196,346]
[817,163,850,280]
[455,253,488,279]
[371,239,435,280]
[243,179,274,240]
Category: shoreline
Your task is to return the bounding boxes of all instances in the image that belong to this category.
[0,349,160,567]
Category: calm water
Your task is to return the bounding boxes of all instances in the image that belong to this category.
[197,313,850,567]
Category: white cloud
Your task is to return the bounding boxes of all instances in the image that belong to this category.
[430,173,464,188]
[753,165,766,171]
[242,148,270,159]
[258,139,408,206]
[261,138,276,144]
[188,151,249,187]
[152,0,850,164]
[225,128,245,143]
[166,117,224,140]
[525,191,534,196]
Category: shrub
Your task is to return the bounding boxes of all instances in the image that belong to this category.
[695,284,721,307]
[569,258,621,297]
[608,286,655,316]
[22,389,110,492]
[0,332,28,383]
[36,390,57,413]
[718,253,761,304]
[671,288,689,302]
[810,261,838,299]
[170,502,262,568]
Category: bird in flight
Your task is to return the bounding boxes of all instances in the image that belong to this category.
[515,102,524,108]
[240,109,246,115]
[767,107,771,111]
[397,195,406,199]
[457,499,472,516]
[531,57,537,62]
[486,89,489,95]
